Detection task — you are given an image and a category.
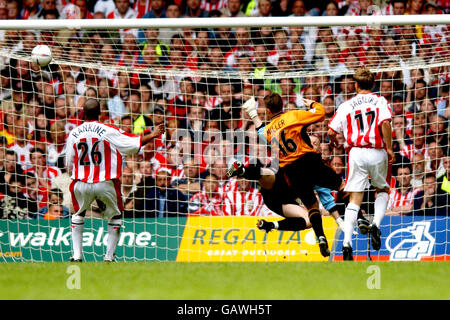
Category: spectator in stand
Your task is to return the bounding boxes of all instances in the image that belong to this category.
[0,173,37,219]
[9,117,33,170]
[220,0,245,17]
[425,141,445,178]
[392,114,413,155]
[37,0,58,19]
[35,187,69,219]
[23,147,61,190]
[426,114,449,158]
[436,82,449,119]
[188,173,223,215]
[124,161,155,218]
[208,82,241,129]
[224,27,254,69]
[167,76,194,120]
[172,157,203,199]
[182,0,209,17]
[400,125,427,162]
[315,42,348,81]
[6,0,22,19]
[2,149,23,192]
[386,163,418,216]
[250,0,273,17]
[107,0,137,19]
[138,27,170,65]
[413,172,448,216]
[126,90,153,135]
[406,0,425,15]
[121,166,137,205]
[411,153,425,189]
[436,155,450,208]
[334,74,356,106]
[144,167,188,217]
[47,120,66,167]
[22,170,47,211]
[406,79,429,113]
[223,177,264,216]
[330,155,346,180]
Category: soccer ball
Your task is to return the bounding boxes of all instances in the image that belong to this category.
[31,45,52,67]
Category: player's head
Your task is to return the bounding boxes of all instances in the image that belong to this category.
[83,98,101,121]
[353,67,375,92]
[264,93,283,116]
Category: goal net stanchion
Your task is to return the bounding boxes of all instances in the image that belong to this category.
[0,15,449,262]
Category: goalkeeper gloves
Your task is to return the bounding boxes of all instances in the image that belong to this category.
[242,96,257,119]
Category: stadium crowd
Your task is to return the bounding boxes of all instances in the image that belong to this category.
[0,0,449,219]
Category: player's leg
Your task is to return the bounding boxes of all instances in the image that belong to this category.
[258,203,312,232]
[257,174,311,232]
[95,179,124,262]
[341,148,370,260]
[283,158,331,257]
[69,181,95,262]
[367,149,390,251]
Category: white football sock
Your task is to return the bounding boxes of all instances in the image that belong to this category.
[105,219,121,261]
[373,192,389,228]
[343,203,359,248]
[71,215,85,260]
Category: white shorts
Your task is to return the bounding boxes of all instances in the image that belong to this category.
[344,148,389,192]
[70,179,123,220]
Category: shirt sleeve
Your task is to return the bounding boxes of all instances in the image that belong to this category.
[378,100,393,125]
[292,102,325,125]
[105,128,142,156]
[328,109,343,134]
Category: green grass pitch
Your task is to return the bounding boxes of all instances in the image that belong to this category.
[0,262,449,300]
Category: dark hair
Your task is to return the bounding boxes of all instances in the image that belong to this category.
[83,98,101,120]
[9,173,24,185]
[29,147,45,155]
[424,172,436,180]
[264,93,284,114]
[6,149,17,159]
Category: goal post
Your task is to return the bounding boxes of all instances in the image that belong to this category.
[0,14,449,262]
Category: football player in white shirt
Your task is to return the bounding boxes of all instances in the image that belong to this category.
[66,99,164,262]
[328,67,394,260]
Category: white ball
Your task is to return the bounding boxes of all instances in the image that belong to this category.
[31,45,52,67]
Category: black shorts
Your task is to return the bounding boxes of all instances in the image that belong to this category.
[282,152,343,208]
[260,170,298,217]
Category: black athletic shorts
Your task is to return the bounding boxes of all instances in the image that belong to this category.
[259,169,298,217]
[281,152,343,208]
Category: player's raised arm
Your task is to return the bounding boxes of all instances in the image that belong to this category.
[141,123,165,146]
[242,96,263,128]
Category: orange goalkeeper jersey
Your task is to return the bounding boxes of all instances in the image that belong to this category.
[264,102,325,168]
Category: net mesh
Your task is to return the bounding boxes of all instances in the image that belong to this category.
[0,11,449,261]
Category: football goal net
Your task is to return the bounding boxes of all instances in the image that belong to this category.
[0,13,449,262]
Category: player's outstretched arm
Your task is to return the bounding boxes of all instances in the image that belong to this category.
[141,123,165,146]
[242,96,263,128]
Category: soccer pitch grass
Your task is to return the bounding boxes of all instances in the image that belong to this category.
[0,261,449,300]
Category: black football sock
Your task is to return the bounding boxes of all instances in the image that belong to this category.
[309,208,325,238]
[276,217,307,231]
